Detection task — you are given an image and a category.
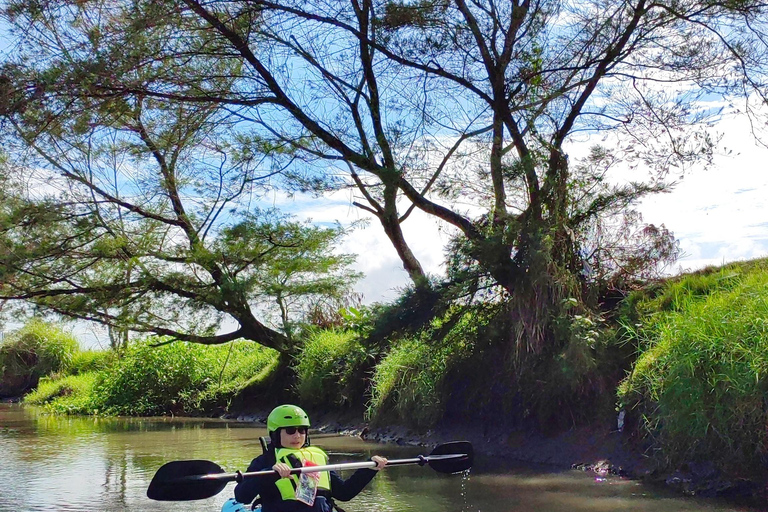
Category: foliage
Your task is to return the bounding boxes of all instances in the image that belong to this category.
[294,329,373,409]
[18,336,279,416]
[89,340,216,415]
[303,292,368,331]
[527,307,630,429]
[0,12,361,356]
[363,282,445,346]
[620,264,747,320]
[569,147,681,290]
[224,219,364,342]
[210,341,280,388]
[0,320,80,396]
[68,350,115,375]
[24,372,98,415]
[4,0,767,363]
[367,306,479,430]
[90,338,278,415]
[337,305,375,335]
[194,340,281,410]
[368,338,440,429]
[362,287,635,431]
[0,165,359,353]
[618,259,768,472]
[367,337,468,430]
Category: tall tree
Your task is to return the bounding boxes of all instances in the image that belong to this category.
[2,0,766,353]
[0,11,360,352]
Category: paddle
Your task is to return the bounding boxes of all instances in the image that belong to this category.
[147,440,473,501]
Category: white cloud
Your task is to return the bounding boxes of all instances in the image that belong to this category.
[271,108,768,304]
[638,112,768,273]
[270,189,456,304]
[6,106,767,348]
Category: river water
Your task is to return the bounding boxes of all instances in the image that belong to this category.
[0,403,760,512]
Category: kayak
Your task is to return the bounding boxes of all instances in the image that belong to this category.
[221,498,260,512]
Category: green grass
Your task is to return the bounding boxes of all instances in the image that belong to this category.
[618,260,768,472]
[194,340,280,409]
[0,320,80,396]
[24,372,99,414]
[368,337,441,429]
[22,338,279,416]
[294,328,370,408]
[68,350,115,375]
[367,313,475,430]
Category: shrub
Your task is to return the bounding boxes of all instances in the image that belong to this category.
[618,265,768,472]
[18,337,279,416]
[91,339,219,416]
[526,309,625,429]
[0,320,80,396]
[88,338,280,416]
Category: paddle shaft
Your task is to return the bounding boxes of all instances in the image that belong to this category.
[192,453,466,483]
[146,441,473,501]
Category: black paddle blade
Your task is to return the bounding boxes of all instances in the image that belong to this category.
[147,460,228,501]
[428,441,474,473]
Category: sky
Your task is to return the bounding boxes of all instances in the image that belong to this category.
[636,114,768,273]
[7,107,768,350]
[284,110,768,306]
[1,15,767,349]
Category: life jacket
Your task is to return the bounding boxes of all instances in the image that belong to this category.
[251,437,345,512]
[273,446,331,501]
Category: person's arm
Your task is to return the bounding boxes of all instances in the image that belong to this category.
[234,454,278,505]
[330,456,387,502]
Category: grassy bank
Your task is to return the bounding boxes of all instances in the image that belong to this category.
[19,338,279,416]
[0,320,80,396]
[617,259,768,475]
[3,257,768,484]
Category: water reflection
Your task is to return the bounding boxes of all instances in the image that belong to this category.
[0,403,759,512]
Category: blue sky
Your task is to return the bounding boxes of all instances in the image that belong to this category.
[284,108,768,306]
[32,107,768,350]
[2,13,767,349]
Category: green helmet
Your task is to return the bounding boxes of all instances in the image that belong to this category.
[267,404,310,433]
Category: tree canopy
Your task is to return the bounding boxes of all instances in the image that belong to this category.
[0,28,360,352]
[2,0,767,352]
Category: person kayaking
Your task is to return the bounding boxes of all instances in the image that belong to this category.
[233,404,387,512]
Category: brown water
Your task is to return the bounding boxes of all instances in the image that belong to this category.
[0,403,759,512]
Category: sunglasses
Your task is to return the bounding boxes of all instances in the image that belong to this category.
[283,426,308,435]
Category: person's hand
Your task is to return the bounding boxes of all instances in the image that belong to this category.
[273,462,292,478]
[370,455,387,471]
